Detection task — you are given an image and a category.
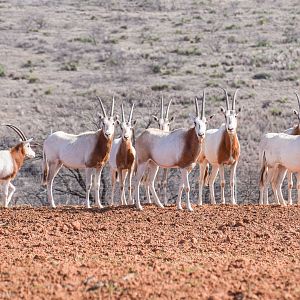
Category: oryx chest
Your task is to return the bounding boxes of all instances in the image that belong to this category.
[0,151,15,180]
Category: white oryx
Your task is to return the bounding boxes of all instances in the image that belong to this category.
[0,124,35,207]
[109,103,136,206]
[42,97,117,208]
[259,92,300,205]
[198,89,241,205]
[144,96,174,205]
[134,92,208,212]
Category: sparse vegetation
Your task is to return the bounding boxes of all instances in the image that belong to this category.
[0,64,5,77]
[61,62,78,71]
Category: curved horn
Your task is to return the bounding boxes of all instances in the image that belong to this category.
[232,89,239,110]
[96,96,107,117]
[221,88,229,110]
[201,90,205,119]
[3,124,27,141]
[111,96,115,116]
[165,99,172,118]
[160,96,164,118]
[128,103,135,123]
[195,97,200,117]
[121,103,125,122]
[295,91,300,111]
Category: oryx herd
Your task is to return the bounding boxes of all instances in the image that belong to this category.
[0,89,300,210]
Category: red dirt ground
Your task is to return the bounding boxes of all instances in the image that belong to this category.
[0,205,299,299]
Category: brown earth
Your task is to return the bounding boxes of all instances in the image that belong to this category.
[0,205,299,299]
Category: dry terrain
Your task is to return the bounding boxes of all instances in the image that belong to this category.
[0,205,299,299]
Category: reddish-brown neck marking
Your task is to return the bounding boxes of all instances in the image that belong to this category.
[291,125,300,135]
[178,128,202,168]
[116,139,135,170]
[86,130,113,169]
[2,143,26,180]
[217,130,240,165]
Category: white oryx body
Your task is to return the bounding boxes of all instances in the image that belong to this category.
[144,97,174,205]
[259,93,300,205]
[198,89,240,205]
[109,103,136,206]
[0,125,35,207]
[42,97,117,208]
[259,133,300,206]
[134,93,208,212]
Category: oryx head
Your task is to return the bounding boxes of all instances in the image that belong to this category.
[97,96,118,139]
[220,88,241,135]
[190,90,207,140]
[152,96,174,132]
[293,92,300,123]
[118,102,136,141]
[3,124,35,158]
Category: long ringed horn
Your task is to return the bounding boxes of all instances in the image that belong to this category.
[160,96,164,118]
[111,96,115,116]
[295,92,300,111]
[165,99,172,118]
[121,103,125,122]
[128,103,135,123]
[96,96,107,117]
[232,89,239,110]
[3,124,27,141]
[201,90,205,119]
[221,88,229,110]
[195,97,200,117]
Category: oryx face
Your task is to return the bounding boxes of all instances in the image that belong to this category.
[157,116,174,132]
[23,140,35,158]
[101,116,116,139]
[120,121,133,141]
[194,116,207,140]
[224,109,238,134]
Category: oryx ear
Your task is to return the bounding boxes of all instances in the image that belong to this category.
[169,116,175,122]
[114,114,119,121]
[209,114,215,119]
[152,115,159,122]
[293,109,299,116]
[237,107,241,114]
[97,113,103,120]
[220,106,226,114]
[116,120,121,125]
[132,120,137,126]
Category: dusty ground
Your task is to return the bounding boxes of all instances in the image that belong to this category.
[0,205,299,299]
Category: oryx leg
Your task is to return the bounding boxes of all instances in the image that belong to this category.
[181,168,193,212]
[85,168,94,208]
[230,161,238,205]
[110,169,117,207]
[287,171,293,205]
[134,162,148,211]
[198,161,208,205]
[270,167,280,205]
[5,182,16,208]
[208,164,219,205]
[219,164,225,204]
[120,169,128,206]
[128,166,134,205]
[47,161,63,208]
[296,172,300,205]
[94,167,104,208]
[162,169,168,206]
[274,165,287,206]
[147,163,164,208]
